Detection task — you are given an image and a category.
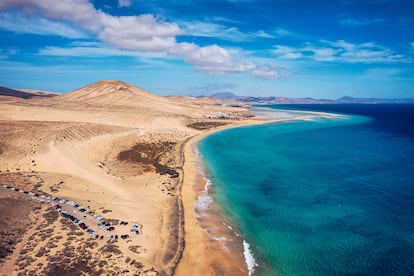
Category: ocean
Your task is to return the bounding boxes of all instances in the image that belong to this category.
[198,104,414,275]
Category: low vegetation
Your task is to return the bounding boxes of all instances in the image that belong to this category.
[187,121,228,130]
[118,142,179,178]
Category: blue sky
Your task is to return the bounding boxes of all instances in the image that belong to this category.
[1,0,413,98]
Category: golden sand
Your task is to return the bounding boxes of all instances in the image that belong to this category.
[0,80,259,275]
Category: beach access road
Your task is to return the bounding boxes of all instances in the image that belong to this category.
[0,184,141,242]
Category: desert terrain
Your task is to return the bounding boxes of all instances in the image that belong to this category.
[0,80,258,275]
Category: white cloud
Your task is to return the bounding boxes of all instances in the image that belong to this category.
[274,28,292,36]
[0,0,281,78]
[273,40,410,64]
[39,41,262,76]
[118,0,132,8]
[69,41,102,47]
[271,28,308,40]
[181,21,278,42]
[38,45,167,58]
[341,47,390,62]
[324,40,355,51]
[183,45,255,74]
[0,0,179,49]
[273,45,303,59]
[252,65,290,80]
[179,21,249,42]
[250,30,275,39]
[98,13,182,51]
[0,12,88,38]
[0,0,101,32]
[308,47,339,62]
[186,45,231,65]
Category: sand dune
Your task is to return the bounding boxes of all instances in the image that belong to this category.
[0,80,257,275]
[53,80,214,117]
[56,80,169,106]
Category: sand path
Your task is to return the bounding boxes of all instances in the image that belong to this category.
[35,130,135,201]
[32,127,178,272]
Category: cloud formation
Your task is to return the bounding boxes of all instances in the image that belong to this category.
[252,65,290,80]
[180,20,284,44]
[0,0,102,32]
[38,43,167,58]
[183,45,255,74]
[118,0,132,8]
[180,21,250,42]
[0,12,87,38]
[250,30,275,39]
[273,40,409,63]
[0,0,281,78]
[97,13,182,52]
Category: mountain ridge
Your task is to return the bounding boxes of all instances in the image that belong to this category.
[0,86,57,99]
[209,93,414,104]
[2,80,413,105]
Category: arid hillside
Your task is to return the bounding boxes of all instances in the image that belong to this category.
[0,80,254,275]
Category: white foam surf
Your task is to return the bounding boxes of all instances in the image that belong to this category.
[194,178,213,214]
[243,240,258,276]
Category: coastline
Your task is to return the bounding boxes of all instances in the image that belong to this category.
[178,104,414,275]
[0,92,350,275]
[176,119,265,275]
[176,108,347,275]
[1,83,264,275]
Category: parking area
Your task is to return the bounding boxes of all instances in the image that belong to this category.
[1,183,142,242]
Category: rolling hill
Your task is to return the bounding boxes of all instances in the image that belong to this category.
[55,80,171,107]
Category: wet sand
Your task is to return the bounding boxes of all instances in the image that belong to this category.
[177,121,263,275]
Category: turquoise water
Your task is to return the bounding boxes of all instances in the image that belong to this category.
[199,107,414,275]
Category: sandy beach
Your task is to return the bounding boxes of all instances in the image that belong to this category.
[2,0,412,274]
[176,109,346,275]
[0,80,261,275]
[177,121,259,276]
[0,81,338,275]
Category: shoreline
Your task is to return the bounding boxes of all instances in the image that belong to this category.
[176,119,263,275]
[0,94,348,275]
[176,108,347,275]
[0,86,261,275]
[176,116,289,275]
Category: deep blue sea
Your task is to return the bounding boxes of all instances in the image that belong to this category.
[199,104,414,275]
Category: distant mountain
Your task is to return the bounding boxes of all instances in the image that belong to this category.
[209,92,239,100]
[3,81,413,105]
[0,86,56,99]
[19,89,59,97]
[335,96,414,104]
[209,93,414,104]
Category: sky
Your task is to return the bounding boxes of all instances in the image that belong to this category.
[1,0,414,99]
